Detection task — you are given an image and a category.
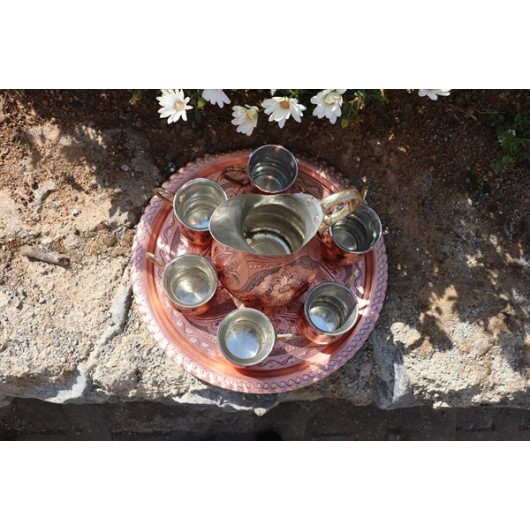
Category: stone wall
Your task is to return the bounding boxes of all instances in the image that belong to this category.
[1,118,529,413]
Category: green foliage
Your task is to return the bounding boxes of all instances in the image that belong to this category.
[489,111,530,171]
[128,90,144,106]
[340,90,388,128]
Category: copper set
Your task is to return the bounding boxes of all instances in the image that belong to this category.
[149,145,382,367]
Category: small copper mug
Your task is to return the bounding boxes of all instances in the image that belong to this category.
[283,269,360,345]
[146,252,218,315]
[217,308,300,367]
[218,144,298,194]
[322,203,382,266]
[154,178,227,247]
[296,281,359,345]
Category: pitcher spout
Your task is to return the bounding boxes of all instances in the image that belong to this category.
[209,193,324,256]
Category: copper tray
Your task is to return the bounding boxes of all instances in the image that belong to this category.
[131,151,388,394]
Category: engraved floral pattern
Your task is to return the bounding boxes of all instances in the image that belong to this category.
[271,269,299,295]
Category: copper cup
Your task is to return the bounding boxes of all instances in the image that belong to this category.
[146,252,218,315]
[218,145,298,194]
[154,178,228,247]
[322,203,382,266]
[217,308,298,367]
[296,281,359,345]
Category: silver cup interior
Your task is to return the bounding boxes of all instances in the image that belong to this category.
[247,145,298,193]
[330,204,382,255]
[242,203,306,255]
[163,254,217,309]
[305,283,358,335]
[174,179,228,231]
[217,308,275,367]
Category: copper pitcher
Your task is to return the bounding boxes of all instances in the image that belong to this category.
[209,189,364,307]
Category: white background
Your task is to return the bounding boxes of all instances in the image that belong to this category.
[1,1,528,527]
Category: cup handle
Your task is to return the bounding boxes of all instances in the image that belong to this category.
[344,268,361,287]
[318,187,365,235]
[154,187,175,205]
[276,333,300,341]
[358,300,370,312]
[146,252,165,269]
[218,166,248,188]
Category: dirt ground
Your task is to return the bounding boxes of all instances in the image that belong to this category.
[2,89,528,280]
[2,90,529,243]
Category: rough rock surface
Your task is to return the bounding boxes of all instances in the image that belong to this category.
[0,90,528,412]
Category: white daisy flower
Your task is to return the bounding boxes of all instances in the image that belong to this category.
[231,105,259,136]
[261,97,307,129]
[310,89,346,125]
[418,89,451,101]
[157,89,192,123]
[202,89,231,108]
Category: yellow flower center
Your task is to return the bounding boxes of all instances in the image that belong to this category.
[174,100,186,112]
[280,99,291,110]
